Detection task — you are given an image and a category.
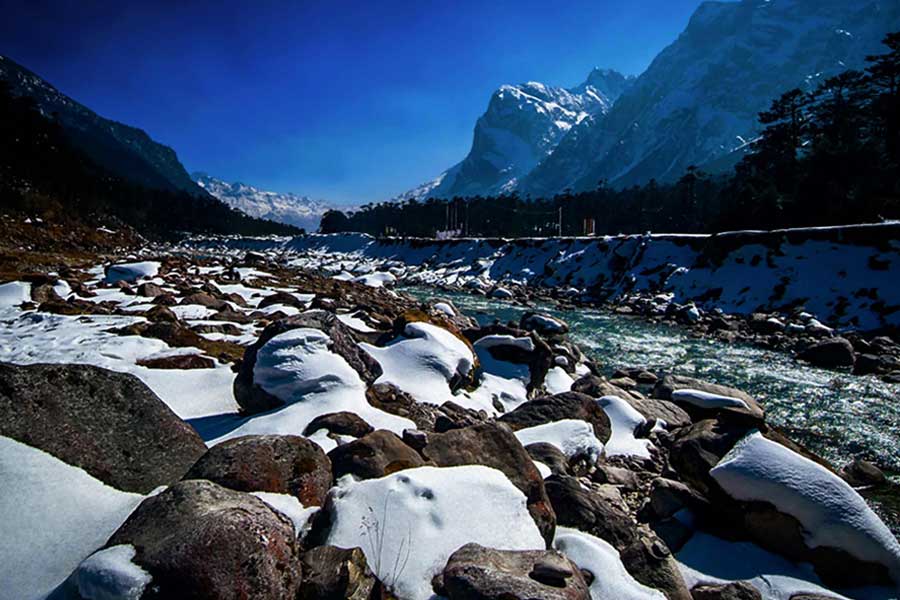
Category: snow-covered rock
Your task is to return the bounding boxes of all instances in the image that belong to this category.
[598,395,653,459]
[361,322,474,406]
[324,465,546,600]
[710,431,900,584]
[69,544,152,600]
[513,419,603,462]
[105,262,160,284]
[0,281,31,308]
[670,389,749,411]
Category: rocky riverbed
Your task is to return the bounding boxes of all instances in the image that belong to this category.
[1,248,899,600]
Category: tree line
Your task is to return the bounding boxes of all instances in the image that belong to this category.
[322,33,900,237]
[0,82,299,240]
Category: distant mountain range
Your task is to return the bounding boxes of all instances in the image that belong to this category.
[192,173,330,232]
[402,0,900,200]
[0,55,204,196]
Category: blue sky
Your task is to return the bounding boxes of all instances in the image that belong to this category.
[2,0,704,204]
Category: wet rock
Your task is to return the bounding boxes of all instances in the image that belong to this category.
[691,581,762,600]
[437,543,589,600]
[797,337,856,368]
[234,310,382,414]
[499,391,611,443]
[839,458,887,488]
[184,434,332,506]
[0,362,205,494]
[304,411,375,438]
[423,422,556,545]
[137,354,215,369]
[298,546,376,600]
[106,480,303,599]
[328,429,425,480]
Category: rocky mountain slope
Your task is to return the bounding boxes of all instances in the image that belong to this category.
[0,55,203,195]
[193,173,330,232]
[399,69,632,200]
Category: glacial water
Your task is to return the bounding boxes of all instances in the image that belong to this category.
[403,287,900,480]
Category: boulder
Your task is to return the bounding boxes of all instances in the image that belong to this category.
[366,382,439,431]
[797,337,856,368]
[423,422,556,545]
[106,480,303,599]
[652,375,764,423]
[328,429,425,480]
[184,435,332,506]
[571,375,639,401]
[840,458,887,488]
[180,292,229,310]
[304,411,375,438]
[668,419,748,497]
[258,291,307,310]
[436,543,589,600]
[137,354,215,370]
[627,396,692,430]
[0,362,205,494]
[137,282,166,298]
[520,312,570,337]
[499,392,611,443]
[145,305,178,323]
[298,546,376,600]
[526,442,572,477]
[691,581,762,600]
[234,310,382,414]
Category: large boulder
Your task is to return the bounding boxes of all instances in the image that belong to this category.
[234,310,382,414]
[499,392,611,443]
[105,480,303,599]
[298,546,376,600]
[798,337,856,368]
[184,435,332,506]
[422,422,556,545]
[436,543,589,600]
[652,375,764,424]
[0,362,205,494]
[328,429,426,480]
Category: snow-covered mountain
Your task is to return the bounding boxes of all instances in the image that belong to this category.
[193,173,331,232]
[521,0,900,195]
[398,68,632,200]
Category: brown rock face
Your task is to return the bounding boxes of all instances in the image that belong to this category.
[298,546,376,600]
[0,362,206,494]
[106,480,303,600]
[184,434,332,506]
[137,354,215,369]
[499,391,612,443]
[328,429,426,480]
[437,543,590,600]
[422,422,556,545]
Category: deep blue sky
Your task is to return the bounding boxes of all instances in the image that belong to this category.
[2,0,704,204]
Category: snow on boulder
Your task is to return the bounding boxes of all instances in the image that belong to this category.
[598,395,654,459]
[545,365,575,394]
[324,465,546,600]
[0,436,146,600]
[105,261,161,284]
[433,302,456,317]
[353,271,396,288]
[0,281,31,308]
[520,312,569,336]
[474,334,535,353]
[214,328,414,448]
[490,287,515,299]
[360,322,474,406]
[68,544,152,600]
[513,419,603,463]
[710,431,900,585]
[554,527,666,600]
[670,389,749,411]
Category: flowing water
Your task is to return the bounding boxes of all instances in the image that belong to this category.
[403,287,900,480]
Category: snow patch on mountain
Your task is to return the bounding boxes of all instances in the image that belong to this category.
[193,173,330,232]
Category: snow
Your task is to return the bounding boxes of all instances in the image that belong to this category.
[710,431,900,582]
[598,395,654,458]
[337,312,377,333]
[522,313,567,334]
[490,287,514,299]
[433,302,456,317]
[513,419,603,462]
[554,527,666,600]
[250,492,319,538]
[70,544,152,600]
[104,262,160,284]
[0,436,145,600]
[204,328,413,448]
[353,271,396,288]
[545,366,575,394]
[0,280,31,307]
[361,322,474,406]
[534,460,552,479]
[671,388,749,411]
[473,334,535,352]
[325,465,545,600]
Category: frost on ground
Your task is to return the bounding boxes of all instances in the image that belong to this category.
[325,465,545,600]
[711,431,900,582]
[514,419,603,462]
[0,436,145,600]
[554,527,666,600]
[598,395,654,458]
[360,322,474,406]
